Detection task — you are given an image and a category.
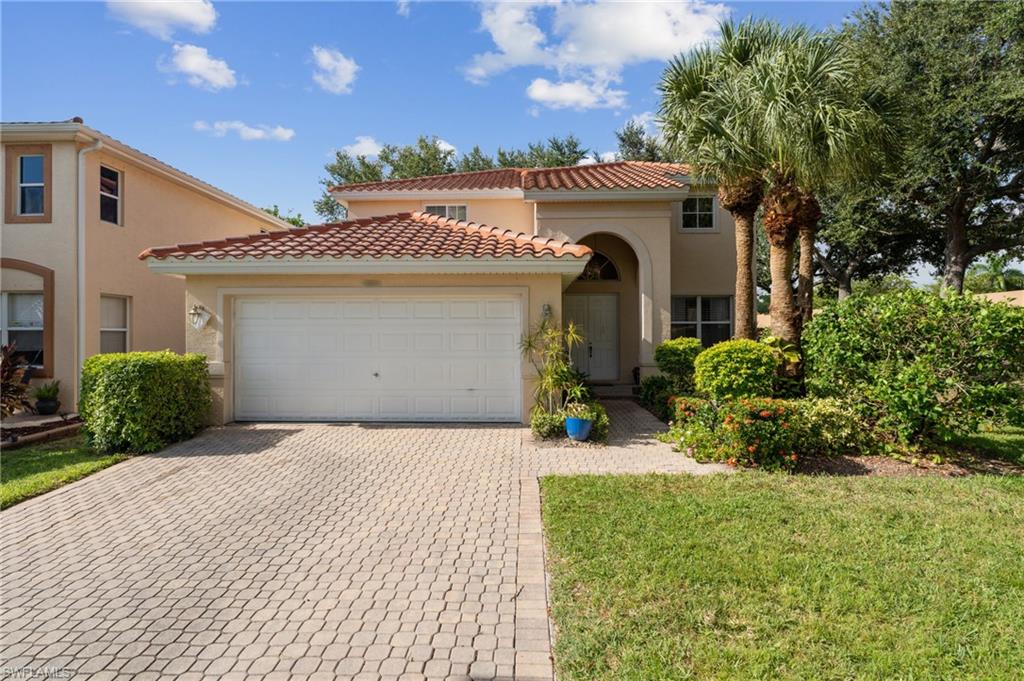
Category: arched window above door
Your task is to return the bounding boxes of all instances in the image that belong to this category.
[577,251,620,281]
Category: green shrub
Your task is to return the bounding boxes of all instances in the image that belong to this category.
[804,290,1024,444]
[792,398,878,456]
[531,407,564,439]
[654,337,703,388]
[587,402,610,443]
[694,339,777,399]
[639,374,675,421]
[79,351,211,453]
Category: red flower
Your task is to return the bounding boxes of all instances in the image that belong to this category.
[747,445,757,453]
[759,410,772,418]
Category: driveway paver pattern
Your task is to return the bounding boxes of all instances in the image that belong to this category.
[1,401,725,680]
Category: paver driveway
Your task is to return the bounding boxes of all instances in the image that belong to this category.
[1,402,725,680]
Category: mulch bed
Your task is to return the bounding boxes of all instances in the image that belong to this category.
[797,453,1024,477]
[1,416,82,443]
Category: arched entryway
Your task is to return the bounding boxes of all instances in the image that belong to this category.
[563,233,640,384]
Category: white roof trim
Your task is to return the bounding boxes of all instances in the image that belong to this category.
[0,122,293,231]
[330,188,525,202]
[145,254,589,278]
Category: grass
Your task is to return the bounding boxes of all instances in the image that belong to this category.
[542,474,1024,680]
[1,435,127,509]
[953,426,1024,467]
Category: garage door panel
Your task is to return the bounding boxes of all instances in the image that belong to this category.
[234,294,522,422]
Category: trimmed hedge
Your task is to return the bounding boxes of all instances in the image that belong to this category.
[694,339,777,399]
[638,374,675,421]
[79,351,211,453]
[654,337,703,387]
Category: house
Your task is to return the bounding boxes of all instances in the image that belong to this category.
[1,118,292,406]
[977,290,1024,306]
[141,162,741,425]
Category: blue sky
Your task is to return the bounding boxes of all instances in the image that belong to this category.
[2,1,861,222]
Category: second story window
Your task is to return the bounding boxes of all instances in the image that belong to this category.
[424,204,467,221]
[100,166,122,224]
[18,155,45,216]
[680,196,715,230]
[4,144,51,223]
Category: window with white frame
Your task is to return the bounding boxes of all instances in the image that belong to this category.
[100,166,122,224]
[18,155,45,216]
[671,295,732,347]
[100,295,130,353]
[1,292,45,366]
[424,204,467,221]
[679,196,715,230]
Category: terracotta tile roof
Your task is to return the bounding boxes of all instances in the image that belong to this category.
[329,161,691,194]
[139,212,591,261]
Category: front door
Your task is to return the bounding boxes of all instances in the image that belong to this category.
[564,294,619,382]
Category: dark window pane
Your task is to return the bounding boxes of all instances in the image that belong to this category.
[702,296,731,321]
[9,329,44,366]
[101,330,127,354]
[681,213,698,229]
[701,323,731,347]
[698,197,713,213]
[698,212,714,228]
[681,198,695,212]
[20,186,44,215]
[671,296,697,322]
[671,323,698,339]
[101,194,119,223]
[424,205,443,217]
[100,166,119,196]
[19,155,43,184]
[454,205,467,221]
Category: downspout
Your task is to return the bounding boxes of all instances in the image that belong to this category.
[76,138,102,405]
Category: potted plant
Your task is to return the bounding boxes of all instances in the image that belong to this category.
[563,401,595,442]
[32,380,61,415]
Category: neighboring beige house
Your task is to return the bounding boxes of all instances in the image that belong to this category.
[977,290,1024,306]
[1,118,291,406]
[143,162,741,425]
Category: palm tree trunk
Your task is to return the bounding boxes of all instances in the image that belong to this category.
[795,195,821,324]
[763,181,802,347]
[733,209,758,339]
[718,180,764,341]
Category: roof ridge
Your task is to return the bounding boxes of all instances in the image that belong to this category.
[330,167,522,192]
[409,211,590,257]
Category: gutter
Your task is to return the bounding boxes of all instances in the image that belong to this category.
[76,138,102,405]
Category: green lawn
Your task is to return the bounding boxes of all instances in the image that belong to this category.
[954,426,1024,467]
[542,474,1024,680]
[1,435,127,509]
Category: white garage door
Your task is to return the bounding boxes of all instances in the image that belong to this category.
[233,294,522,422]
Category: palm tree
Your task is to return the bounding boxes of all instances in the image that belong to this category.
[745,33,895,345]
[660,19,800,340]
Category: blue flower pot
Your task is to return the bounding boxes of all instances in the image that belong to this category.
[565,417,593,441]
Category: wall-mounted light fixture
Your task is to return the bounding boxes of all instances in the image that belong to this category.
[188,304,212,330]
[542,303,552,319]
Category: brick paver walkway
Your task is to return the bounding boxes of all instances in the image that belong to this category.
[1,401,725,680]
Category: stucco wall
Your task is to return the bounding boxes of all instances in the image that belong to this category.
[180,272,565,425]
[1,141,79,397]
[344,198,534,233]
[669,196,738,295]
[1,141,280,406]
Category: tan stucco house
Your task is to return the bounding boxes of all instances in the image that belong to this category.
[142,162,742,425]
[1,119,291,406]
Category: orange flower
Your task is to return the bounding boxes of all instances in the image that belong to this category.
[747,445,757,453]
[759,410,772,418]
[781,422,789,429]
[790,454,798,461]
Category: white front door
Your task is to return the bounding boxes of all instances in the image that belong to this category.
[233,294,522,422]
[563,294,619,382]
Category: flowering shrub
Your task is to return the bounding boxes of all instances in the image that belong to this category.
[667,397,800,470]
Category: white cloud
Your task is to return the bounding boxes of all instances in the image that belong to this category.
[630,111,658,132]
[107,0,216,41]
[342,135,383,157]
[576,150,618,166]
[396,0,410,17]
[311,46,359,94]
[437,139,457,154]
[526,77,626,110]
[194,120,295,141]
[162,43,236,90]
[467,0,728,109]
